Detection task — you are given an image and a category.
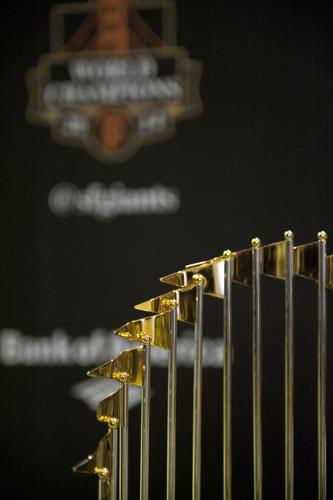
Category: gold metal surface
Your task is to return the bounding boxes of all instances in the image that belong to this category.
[74,229,332,500]
[284,231,294,500]
[140,276,205,500]
[73,453,97,475]
[262,241,286,280]
[235,237,333,289]
[97,386,125,428]
[192,278,204,500]
[223,250,233,500]
[87,347,145,386]
[135,284,198,324]
[161,256,226,298]
[295,241,332,289]
[72,437,117,500]
[95,432,115,480]
[294,242,318,281]
[140,344,151,500]
[327,255,333,289]
[120,382,129,500]
[72,431,115,482]
[161,239,316,291]
[251,237,263,500]
[114,311,173,350]
[230,247,251,286]
[317,232,327,500]
[96,431,118,500]
[89,347,145,500]
[167,307,177,500]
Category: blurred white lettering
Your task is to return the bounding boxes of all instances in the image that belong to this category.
[0,329,223,368]
[48,182,180,220]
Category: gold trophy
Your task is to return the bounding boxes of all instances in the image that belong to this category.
[73,231,332,500]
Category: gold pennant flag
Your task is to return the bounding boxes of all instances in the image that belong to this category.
[72,431,115,481]
[87,346,144,386]
[114,311,173,350]
[96,386,125,428]
[160,256,226,298]
[94,432,115,481]
[135,284,198,324]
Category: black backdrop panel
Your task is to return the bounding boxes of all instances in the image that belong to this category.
[0,1,332,499]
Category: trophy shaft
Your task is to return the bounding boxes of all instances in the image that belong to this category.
[223,253,232,500]
[284,232,295,500]
[192,279,204,500]
[318,233,327,500]
[120,382,129,500]
[140,344,151,500]
[251,239,263,500]
[166,308,177,500]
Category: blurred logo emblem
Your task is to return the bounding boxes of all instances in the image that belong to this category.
[26,0,202,162]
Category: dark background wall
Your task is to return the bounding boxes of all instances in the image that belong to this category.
[0,1,332,499]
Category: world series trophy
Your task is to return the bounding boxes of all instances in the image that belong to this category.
[73,230,332,500]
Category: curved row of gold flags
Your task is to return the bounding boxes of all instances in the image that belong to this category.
[73,231,332,500]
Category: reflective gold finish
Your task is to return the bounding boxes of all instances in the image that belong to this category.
[139,278,205,500]
[87,347,145,387]
[135,284,197,324]
[251,237,263,500]
[262,241,286,280]
[167,307,177,500]
[327,255,333,289]
[161,251,236,500]
[73,229,332,500]
[192,276,204,500]
[97,386,125,428]
[317,232,327,500]
[140,344,151,500]
[114,311,173,350]
[161,237,333,291]
[114,311,176,499]
[95,432,115,480]
[161,256,226,298]
[284,231,294,500]
[295,242,333,289]
[73,431,117,500]
[232,247,253,286]
[294,242,318,281]
[88,347,145,500]
[120,382,129,500]
[318,230,328,241]
[97,431,117,500]
[223,250,233,500]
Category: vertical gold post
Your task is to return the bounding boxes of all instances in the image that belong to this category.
[167,307,177,500]
[251,238,262,500]
[120,382,129,500]
[98,479,103,500]
[112,430,118,500]
[140,344,151,500]
[284,230,294,500]
[318,231,327,500]
[223,250,232,500]
[99,477,113,500]
[192,276,204,500]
